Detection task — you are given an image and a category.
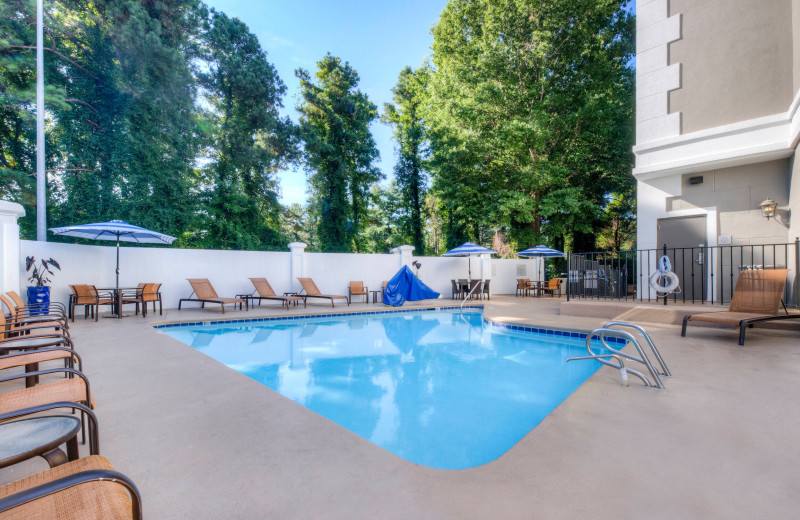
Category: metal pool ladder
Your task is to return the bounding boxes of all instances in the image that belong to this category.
[566,321,671,389]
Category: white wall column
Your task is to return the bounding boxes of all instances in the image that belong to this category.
[0,201,25,295]
[393,245,415,270]
[288,242,307,292]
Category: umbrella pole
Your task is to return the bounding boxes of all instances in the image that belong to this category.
[116,235,120,291]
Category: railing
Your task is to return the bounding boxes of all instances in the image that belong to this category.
[566,239,799,306]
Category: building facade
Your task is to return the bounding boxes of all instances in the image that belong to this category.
[635,0,799,302]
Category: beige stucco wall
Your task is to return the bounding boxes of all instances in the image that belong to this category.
[668,0,794,133]
[666,159,791,244]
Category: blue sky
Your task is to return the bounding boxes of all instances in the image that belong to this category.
[205,0,449,205]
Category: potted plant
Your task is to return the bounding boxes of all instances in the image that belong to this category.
[25,256,61,315]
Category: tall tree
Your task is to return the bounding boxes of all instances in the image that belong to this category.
[296,54,381,252]
[426,0,634,252]
[197,9,297,250]
[382,66,429,255]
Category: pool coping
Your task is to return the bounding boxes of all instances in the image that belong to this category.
[153,304,627,344]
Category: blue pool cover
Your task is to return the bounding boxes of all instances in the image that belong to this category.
[382,265,440,306]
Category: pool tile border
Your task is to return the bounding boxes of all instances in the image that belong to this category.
[153,305,626,345]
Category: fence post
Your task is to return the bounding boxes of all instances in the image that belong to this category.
[662,243,668,306]
[0,201,25,295]
[288,242,307,293]
[795,237,799,309]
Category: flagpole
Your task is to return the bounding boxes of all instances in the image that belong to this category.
[36,0,46,241]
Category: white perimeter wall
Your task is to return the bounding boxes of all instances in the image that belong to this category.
[18,240,543,309]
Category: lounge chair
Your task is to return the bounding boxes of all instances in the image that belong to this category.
[0,454,141,519]
[297,278,349,307]
[247,278,305,309]
[681,269,800,345]
[348,281,368,304]
[179,279,247,313]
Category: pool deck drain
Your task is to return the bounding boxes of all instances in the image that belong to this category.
[1,296,799,519]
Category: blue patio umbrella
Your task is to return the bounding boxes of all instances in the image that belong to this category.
[443,242,498,281]
[49,220,176,293]
[518,245,565,281]
[517,245,565,258]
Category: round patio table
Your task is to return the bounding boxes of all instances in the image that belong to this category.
[0,415,81,469]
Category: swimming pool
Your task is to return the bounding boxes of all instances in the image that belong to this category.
[160,308,604,469]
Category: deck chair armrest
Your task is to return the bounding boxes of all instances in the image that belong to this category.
[23,301,67,312]
[3,323,69,335]
[0,469,142,519]
[0,347,82,370]
[0,401,99,455]
[0,367,91,405]
[0,333,73,348]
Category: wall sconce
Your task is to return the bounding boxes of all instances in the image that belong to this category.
[759,198,778,220]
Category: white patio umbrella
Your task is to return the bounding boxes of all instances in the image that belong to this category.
[49,220,176,293]
[443,242,498,282]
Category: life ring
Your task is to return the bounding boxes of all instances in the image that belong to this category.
[649,270,680,294]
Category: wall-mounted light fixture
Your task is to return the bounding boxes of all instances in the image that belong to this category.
[759,198,778,220]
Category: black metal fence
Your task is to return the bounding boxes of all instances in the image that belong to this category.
[566,239,799,306]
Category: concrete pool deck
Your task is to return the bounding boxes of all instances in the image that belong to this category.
[2,295,799,519]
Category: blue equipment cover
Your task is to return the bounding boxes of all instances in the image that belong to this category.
[383,265,440,307]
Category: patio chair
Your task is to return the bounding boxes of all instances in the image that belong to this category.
[69,285,115,322]
[179,279,247,313]
[0,294,68,330]
[0,454,141,519]
[450,280,464,300]
[141,283,163,316]
[247,278,305,309]
[540,278,562,297]
[482,279,491,300]
[5,290,67,318]
[681,269,800,345]
[0,311,70,342]
[0,367,94,445]
[0,348,81,388]
[297,278,349,308]
[515,279,530,297]
[349,281,368,304]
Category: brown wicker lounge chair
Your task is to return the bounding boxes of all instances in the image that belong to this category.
[348,281,368,304]
[0,311,70,342]
[178,279,247,313]
[297,278,349,307]
[681,269,800,345]
[0,454,141,519]
[248,278,305,309]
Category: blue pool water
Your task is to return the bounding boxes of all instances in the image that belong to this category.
[161,309,603,470]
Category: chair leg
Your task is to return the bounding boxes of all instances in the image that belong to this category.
[739,322,747,345]
[681,316,690,337]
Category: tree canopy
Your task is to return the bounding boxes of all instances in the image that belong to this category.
[0,0,635,255]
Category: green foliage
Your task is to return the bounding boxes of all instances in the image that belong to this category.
[361,183,407,253]
[296,54,382,253]
[196,9,297,250]
[0,1,296,250]
[425,0,635,253]
[280,202,318,250]
[382,66,430,255]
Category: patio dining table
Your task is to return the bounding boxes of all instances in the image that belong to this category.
[97,286,140,318]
